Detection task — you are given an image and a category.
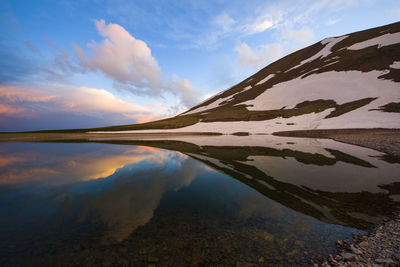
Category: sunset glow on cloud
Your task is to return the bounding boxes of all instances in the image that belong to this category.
[0,0,398,131]
[0,85,164,127]
[75,19,163,91]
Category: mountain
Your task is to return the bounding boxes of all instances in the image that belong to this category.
[88,22,400,134]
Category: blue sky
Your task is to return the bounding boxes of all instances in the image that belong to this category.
[0,0,399,131]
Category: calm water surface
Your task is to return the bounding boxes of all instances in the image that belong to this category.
[0,136,399,266]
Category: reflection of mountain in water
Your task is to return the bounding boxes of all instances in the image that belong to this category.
[1,137,399,266]
[115,135,400,230]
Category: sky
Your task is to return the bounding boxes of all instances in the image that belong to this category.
[0,0,399,131]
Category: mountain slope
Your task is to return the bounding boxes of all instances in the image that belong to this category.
[92,21,400,134]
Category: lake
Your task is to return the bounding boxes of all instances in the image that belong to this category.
[0,135,399,266]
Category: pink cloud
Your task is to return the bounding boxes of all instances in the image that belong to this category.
[25,41,42,55]
[0,103,30,117]
[133,113,164,124]
[73,19,202,108]
[0,85,55,103]
[75,19,162,90]
[0,84,165,125]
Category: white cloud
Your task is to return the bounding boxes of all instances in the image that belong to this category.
[169,75,199,108]
[213,12,237,32]
[242,14,282,35]
[247,19,273,34]
[236,42,283,70]
[283,28,315,44]
[326,18,340,26]
[74,19,201,108]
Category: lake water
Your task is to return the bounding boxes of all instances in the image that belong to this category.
[0,135,399,266]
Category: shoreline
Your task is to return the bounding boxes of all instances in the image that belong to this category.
[314,209,400,267]
[1,128,399,158]
[1,128,399,143]
[0,132,222,142]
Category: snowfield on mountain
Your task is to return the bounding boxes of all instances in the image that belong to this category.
[91,22,400,135]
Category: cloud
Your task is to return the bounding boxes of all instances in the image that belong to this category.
[25,42,41,55]
[0,103,30,117]
[44,38,85,77]
[213,12,237,32]
[74,19,201,108]
[211,11,282,38]
[169,75,199,108]
[0,84,165,130]
[283,28,315,45]
[326,18,340,26]
[0,86,54,103]
[243,15,282,34]
[0,86,55,118]
[75,19,162,90]
[236,42,283,70]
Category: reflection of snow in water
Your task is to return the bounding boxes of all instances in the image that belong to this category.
[138,135,400,193]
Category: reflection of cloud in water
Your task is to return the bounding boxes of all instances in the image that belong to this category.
[0,144,166,185]
[0,155,27,167]
[0,142,209,243]
[64,151,207,243]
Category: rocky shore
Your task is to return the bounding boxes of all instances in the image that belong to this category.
[315,209,400,267]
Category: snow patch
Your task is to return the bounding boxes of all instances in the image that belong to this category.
[243,70,398,111]
[390,61,400,69]
[322,60,340,67]
[184,84,256,115]
[347,32,400,50]
[300,60,341,78]
[256,74,275,86]
[324,56,340,62]
[287,35,348,72]
[242,85,252,91]
[184,97,228,115]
